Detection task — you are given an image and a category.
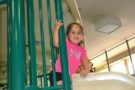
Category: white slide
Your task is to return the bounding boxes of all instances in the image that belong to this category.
[72,72,135,90]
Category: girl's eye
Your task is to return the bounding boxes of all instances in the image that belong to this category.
[71,32,75,34]
[77,32,81,35]
[71,31,82,35]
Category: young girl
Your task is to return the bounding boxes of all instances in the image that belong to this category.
[49,21,90,86]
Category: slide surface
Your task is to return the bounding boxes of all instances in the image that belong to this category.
[72,72,135,90]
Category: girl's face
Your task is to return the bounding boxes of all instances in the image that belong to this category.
[68,24,83,44]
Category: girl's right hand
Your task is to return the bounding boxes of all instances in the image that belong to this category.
[54,20,63,30]
[53,20,63,48]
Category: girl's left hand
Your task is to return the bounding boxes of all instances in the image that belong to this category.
[80,69,89,78]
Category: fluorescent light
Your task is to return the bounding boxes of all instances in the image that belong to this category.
[98,23,120,33]
[95,16,121,34]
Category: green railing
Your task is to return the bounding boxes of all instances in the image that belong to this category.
[5,0,71,90]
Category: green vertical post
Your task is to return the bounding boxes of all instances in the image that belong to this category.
[27,0,37,86]
[46,0,57,86]
[38,0,48,87]
[7,1,11,89]
[54,0,71,90]
[7,0,26,90]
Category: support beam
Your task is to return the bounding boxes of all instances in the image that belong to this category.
[66,0,82,24]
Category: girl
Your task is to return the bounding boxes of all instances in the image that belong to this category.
[49,21,90,86]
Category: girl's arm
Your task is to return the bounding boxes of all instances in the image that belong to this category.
[53,21,63,48]
[80,56,90,78]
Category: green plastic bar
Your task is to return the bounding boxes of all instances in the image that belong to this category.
[27,0,37,86]
[0,0,7,4]
[40,85,63,90]
[7,0,12,89]
[46,0,57,86]
[7,0,26,90]
[25,85,63,90]
[38,0,48,87]
[54,0,71,90]
[25,86,38,90]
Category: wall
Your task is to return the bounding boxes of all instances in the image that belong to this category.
[0,6,7,84]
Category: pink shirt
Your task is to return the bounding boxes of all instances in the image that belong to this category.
[55,38,87,77]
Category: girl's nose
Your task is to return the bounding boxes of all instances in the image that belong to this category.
[76,36,79,40]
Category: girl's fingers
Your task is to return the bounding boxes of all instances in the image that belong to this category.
[80,70,89,78]
[56,20,63,25]
[57,20,62,23]
[56,20,62,23]
[54,20,63,30]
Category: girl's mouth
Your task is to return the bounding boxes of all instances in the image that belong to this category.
[75,37,79,40]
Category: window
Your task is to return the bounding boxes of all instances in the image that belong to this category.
[110,60,127,74]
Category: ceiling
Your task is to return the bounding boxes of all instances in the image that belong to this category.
[0,0,135,60]
[75,0,135,58]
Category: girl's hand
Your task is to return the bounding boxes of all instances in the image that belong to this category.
[53,20,63,48]
[54,20,63,30]
[80,69,89,78]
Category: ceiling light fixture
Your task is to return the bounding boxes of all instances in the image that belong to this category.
[95,16,121,34]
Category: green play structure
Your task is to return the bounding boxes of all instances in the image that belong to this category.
[0,0,71,90]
